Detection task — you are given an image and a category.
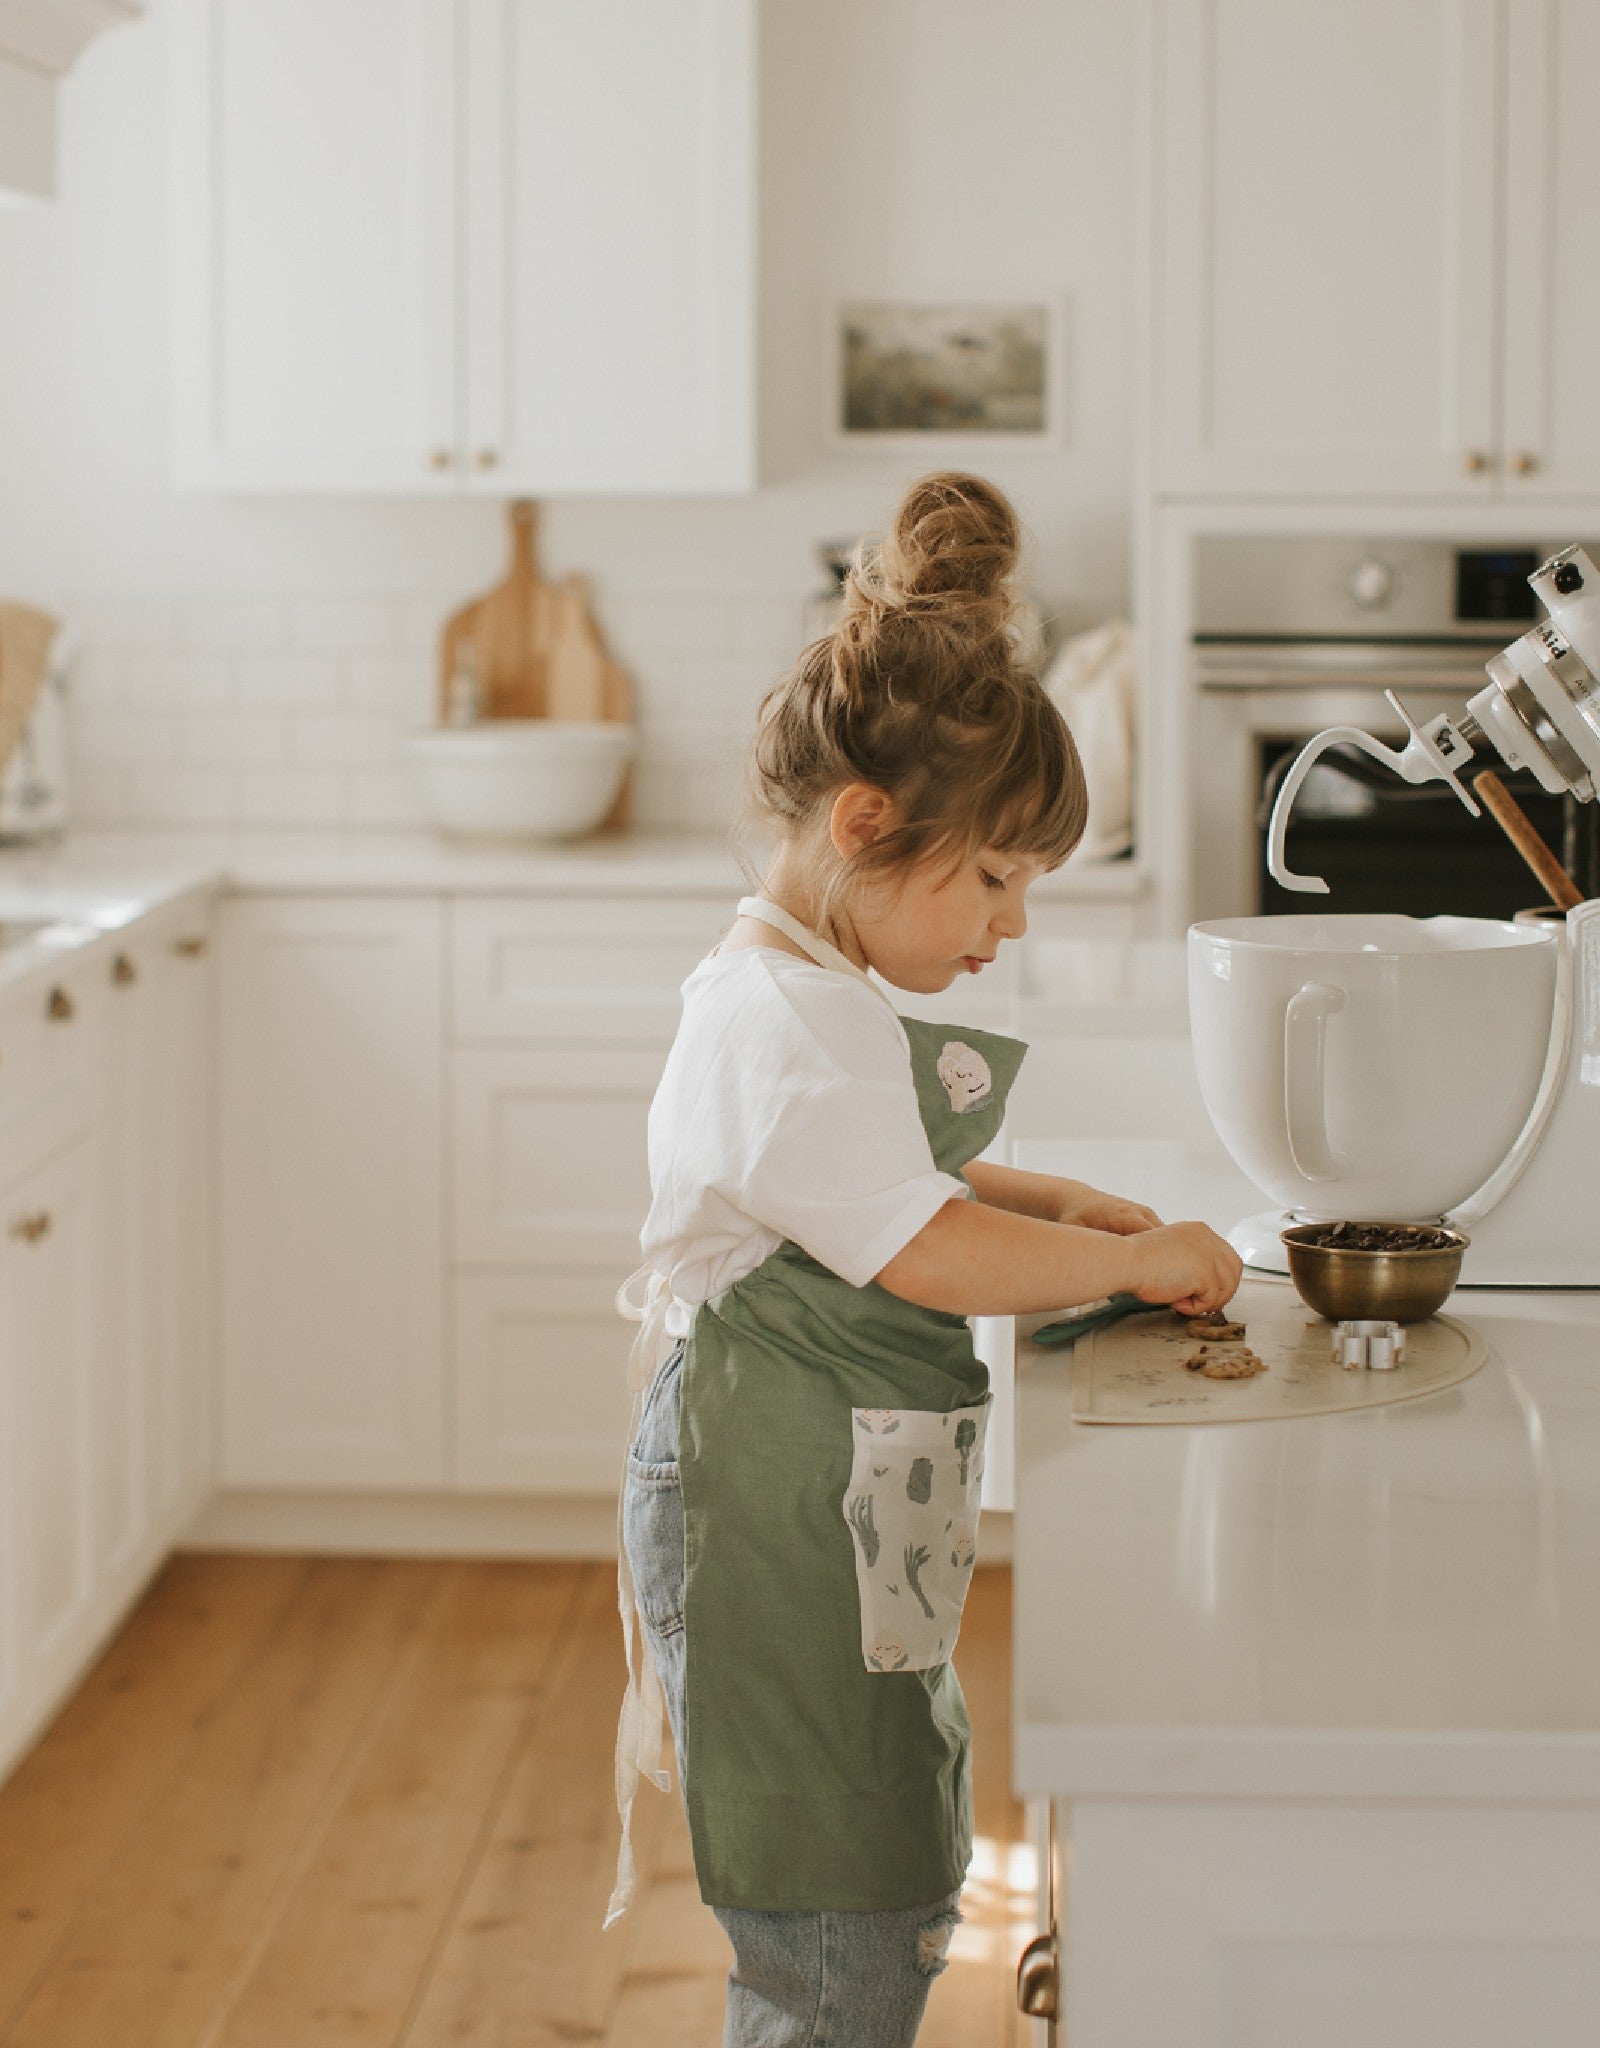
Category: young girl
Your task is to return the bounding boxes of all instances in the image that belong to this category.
[609,471,1241,2045]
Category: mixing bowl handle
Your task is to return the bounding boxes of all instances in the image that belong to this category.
[1285,981,1347,1181]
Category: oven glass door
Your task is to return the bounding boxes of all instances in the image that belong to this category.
[1256,739,1597,916]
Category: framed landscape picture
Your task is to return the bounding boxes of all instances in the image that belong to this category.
[830,299,1063,448]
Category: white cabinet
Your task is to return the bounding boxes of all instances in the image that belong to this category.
[0,1138,99,1724]
[169,0,457,492]
[1502,0,1600,497]
[1152,0,1500,496]
[463,0,755,494]
[452,1273,637,1493]
[170,0,755,494]
[127,914,217,1539]
[218,897,445,1488]
[453,1045,661,1268]
[0,898,218,1792]
[1150,0,1600,502]
[446,895,718,1494]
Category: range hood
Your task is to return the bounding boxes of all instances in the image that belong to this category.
[0,0,142,200]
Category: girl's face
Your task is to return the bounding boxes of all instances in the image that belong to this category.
[854,842,1047,993]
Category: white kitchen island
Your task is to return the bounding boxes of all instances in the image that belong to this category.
[1011,1137,1600,2048]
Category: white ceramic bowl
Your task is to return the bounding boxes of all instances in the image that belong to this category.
[1188,913,1560,1220]
[402,721,635,842]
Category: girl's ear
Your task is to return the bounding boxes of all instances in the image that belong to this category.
[828,782,897,859]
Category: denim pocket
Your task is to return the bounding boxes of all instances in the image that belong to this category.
[624,1348,685,1639]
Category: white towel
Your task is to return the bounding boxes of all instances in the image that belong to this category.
[1043,618,1135,863]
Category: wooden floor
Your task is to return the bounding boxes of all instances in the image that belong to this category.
[0,1557,1031,2047]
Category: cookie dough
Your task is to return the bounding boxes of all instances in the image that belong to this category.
[1184,1343,1267,1378]
[1186,1317,1246,1341]
[1200,1352,1267,1380]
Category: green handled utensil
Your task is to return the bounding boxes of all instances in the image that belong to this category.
[1031,1291,1151,1348]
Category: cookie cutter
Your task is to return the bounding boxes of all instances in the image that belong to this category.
[1332,1319,1406,1372]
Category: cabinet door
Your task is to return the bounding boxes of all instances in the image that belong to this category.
[170,0,458,490]
[1502,0,1600,496]
[1153,0,1499,495]
[0,1141,97,1703]
[453,1272,636,1492]
[219,898,445,1487]
[463,0,756,493]
[98,943,154,1591]
[451,896,729,1042]
[453,1044,662,1266]
[143,916,218,1535]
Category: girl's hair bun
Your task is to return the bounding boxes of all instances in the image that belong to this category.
[877,470,1020,610]
[835,471,1023,697]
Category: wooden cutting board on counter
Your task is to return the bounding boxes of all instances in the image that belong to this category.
[438,498,634,824]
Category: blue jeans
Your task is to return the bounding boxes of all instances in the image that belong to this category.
[622,1344,965,2048]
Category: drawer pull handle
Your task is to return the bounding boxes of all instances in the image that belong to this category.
[112,953,138,986]
[9,1211,52,1244]
[46,987,74,1022]
[171,936,208,958]
[1017,1931,1059,2019]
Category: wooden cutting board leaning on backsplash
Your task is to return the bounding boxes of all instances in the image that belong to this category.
[0,603,59,777]
[439,499,634,828]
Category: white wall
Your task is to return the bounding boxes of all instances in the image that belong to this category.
[0,0,1136,831]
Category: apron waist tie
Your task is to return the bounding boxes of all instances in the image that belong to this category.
[604,1261,678,1929]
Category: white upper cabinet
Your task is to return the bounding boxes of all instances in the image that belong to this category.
[462,0,755,494]
[170,0,458,491]
[169,0,755,494]
[1501,0,1600,497]
[1152,0,1500,496]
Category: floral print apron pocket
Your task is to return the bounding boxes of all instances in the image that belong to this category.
[842,1400,989,1672]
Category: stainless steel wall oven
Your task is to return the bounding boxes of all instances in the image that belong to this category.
[1191,537,1600,920]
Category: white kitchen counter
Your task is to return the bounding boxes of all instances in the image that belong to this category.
[1012,1136,1600,1803]
[1012,1136,1600,2047]
[0,827,1148,902]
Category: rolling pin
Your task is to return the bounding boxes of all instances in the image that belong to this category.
[1471,769,1584,912]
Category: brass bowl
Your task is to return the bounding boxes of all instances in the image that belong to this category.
[1281,1223,1469,1323]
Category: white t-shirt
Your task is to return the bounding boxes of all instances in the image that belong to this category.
[641,944,970,1338]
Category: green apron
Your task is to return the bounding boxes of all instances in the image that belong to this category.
[677,898,1027,1913]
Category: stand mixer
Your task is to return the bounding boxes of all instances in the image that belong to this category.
[1189,545,1600,1288]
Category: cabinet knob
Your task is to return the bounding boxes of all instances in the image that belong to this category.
[112,952,138,986]
[1463,450,1491,475]
[430,449,455,471]
[171,935,208,958]
[1017,1931,1059,2019]
[475,448,500,470]
[1513,450,1540,476]
[9,1211,52,1244]
[46,986,74,1022]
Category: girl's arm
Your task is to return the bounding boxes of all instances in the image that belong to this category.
[964,1159,1162,1235]
[875,1194,1240,1318]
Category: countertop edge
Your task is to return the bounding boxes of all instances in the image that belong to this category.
[0,831,1151,901]
[1015,1724,1600,1804]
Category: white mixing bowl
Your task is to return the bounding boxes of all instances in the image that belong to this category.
[402,721,634,842]
[1188,914,1560,1220]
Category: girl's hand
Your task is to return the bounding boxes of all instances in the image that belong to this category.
[1056,1182,1163,1235]
[1124,1220,1243,1316]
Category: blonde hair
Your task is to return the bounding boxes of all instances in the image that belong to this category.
[746,471,1088,929]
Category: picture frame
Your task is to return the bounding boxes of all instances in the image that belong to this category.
[826,297,1067,451]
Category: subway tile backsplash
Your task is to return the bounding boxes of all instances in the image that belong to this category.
[59,591,809,834]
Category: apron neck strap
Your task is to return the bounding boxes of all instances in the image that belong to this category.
[734,894,896,1012]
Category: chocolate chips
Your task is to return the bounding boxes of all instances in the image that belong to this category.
[1295,1222,1459,1253]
